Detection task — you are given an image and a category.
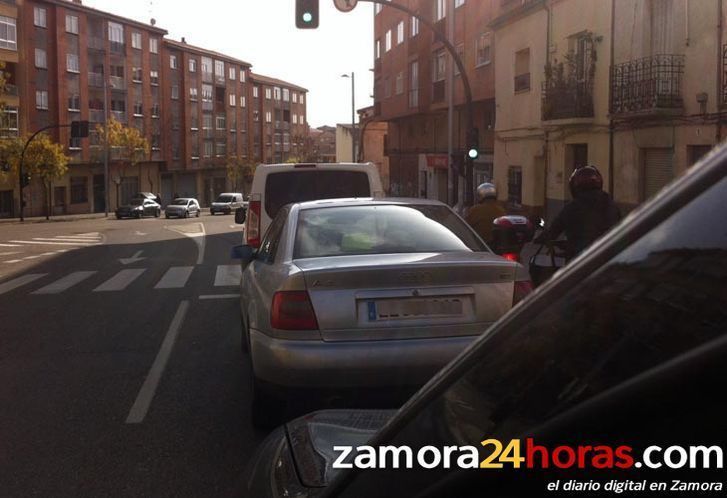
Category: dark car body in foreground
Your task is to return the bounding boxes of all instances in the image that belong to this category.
[241,145,727,496]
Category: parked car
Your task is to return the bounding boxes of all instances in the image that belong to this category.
[164,198,200,218]
[242,162,384,248]
[115,198,161,219]
[237,198,531,426]
[241,145,727,496]
[210,192,246,215]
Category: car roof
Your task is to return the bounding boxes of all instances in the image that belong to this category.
[172,197,195,201]
[294,197,447,210]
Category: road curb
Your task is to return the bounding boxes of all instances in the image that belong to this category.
[0,214,110,225]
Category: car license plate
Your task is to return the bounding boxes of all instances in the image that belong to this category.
[367,298,463,321]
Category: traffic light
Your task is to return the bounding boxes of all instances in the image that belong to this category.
[71,120,90,138]
[296,0,319,28]
[466,127,480,161]
[21,172,31,187]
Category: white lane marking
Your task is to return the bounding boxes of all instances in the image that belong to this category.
[0,274,48,295]
[93,269,146,292]
[155,266,194,289]
[119,250,146,265]
[0,243,22,247]
[199,294,240,300]
[31,238,100,244]
[75,232,100,236]
[4,260,22,264]
[32,271,97,295]
[63,234,102,239]
[214,265,241,287]
[166,222,206,265]
[22,255,40,260]
[125,300,189,424]
[0,251,21,256]
[9,240,102,246]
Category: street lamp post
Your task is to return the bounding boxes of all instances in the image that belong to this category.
[341,73,356,162]
[103,70,110,217]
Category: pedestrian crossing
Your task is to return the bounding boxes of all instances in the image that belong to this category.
[1,232,104,264]
[0,264,242,297]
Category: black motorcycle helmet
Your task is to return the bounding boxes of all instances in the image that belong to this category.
[569,165,603,197]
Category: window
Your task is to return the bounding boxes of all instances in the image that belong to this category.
[215,141,226,157]
[299,114,305,125]
[476,33,492,66]
[151,103,160,117]
[292,92,298,104]
[432,49,446,81]
[300,94,304,104]
[216,114,226,130]
[395,71,404,95]
[265,88,272,100]
[201,57,212,76]
[435,0,446,21]
[253,110,260,122]
[189,87,198,100]
[0,16,17,50]
[170,55,178,69]
[70,177,88,204]
[507,166,523,205]
[149,38,159,54]
[203,141,213,158]
[68,95,81,111]
[385,29,392,52]
[34,7,47,28]
[133,102,143,116]
[273,87,281,100]
[375,39,381,59]
[66,54,80,73]
[229,94,236,106]
[214,60,224,77]
[171,85,180,100]
[34,48,47,69]
[265,111,272,123]
[132,32,142,49]
[409,60,419,108]
[132,67,142,82]
[455,0,466,6]
[253,86,259,98]
[454,45,464,76]
[396,21,404,45]
[283,88,290,102]
[229,67,236,80]
[514,48,531,92]
[36,90,49,110]
[241,96,246,107]
[202,84,213,101]
[411,16,419,37]
[240,69,246,82]
[108,22,123,44]
[189,58,197,72]
[150,70,159,85]
[203,114,213,129]
[293,114,298,125]
[65,15,79,35]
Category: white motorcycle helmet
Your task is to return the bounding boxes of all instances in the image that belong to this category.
[476,182,497,202]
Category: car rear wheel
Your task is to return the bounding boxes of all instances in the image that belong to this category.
[196,209,200,217]
[184,210,189,218]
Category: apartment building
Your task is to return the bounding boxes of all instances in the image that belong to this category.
[13,0,168,216]
[373,0,496,203]
[161,38,252,205]
[0,0,19,217]
[249,73,307,164]
[309,125,336,163]
[358,105,390,192]
[493,0,725,219]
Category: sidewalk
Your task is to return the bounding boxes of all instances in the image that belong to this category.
[0,212,110,225]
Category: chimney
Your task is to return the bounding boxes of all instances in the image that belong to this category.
[181,37,187,44]
[150,18,156,26]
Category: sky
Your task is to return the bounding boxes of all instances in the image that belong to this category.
[83,0,375,129]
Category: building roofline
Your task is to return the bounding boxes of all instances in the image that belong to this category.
[163,38,252,67]
[489,0,546,30]
[250,72,308,92]
[38,0,168,34]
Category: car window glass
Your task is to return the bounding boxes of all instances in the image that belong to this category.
[294,205,486,259]
[257,208,289,264]
[264,171,371,218]
[337,175,727,495]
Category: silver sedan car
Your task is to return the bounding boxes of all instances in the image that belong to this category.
[164,197,200,218]
[238,198,532,424]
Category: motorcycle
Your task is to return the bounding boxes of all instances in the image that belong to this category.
[489,215,538,263]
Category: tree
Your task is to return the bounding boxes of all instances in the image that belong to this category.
[226,156,257,194]
[95,116,150,207]
[0,133,70,219]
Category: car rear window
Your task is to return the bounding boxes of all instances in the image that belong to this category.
[171,199,187,205]
[216,195,234,203]
[294,205,487,259]
[264,170,370,218]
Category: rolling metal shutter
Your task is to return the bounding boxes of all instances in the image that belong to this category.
[643,148,673,200]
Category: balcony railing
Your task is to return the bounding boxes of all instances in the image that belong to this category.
[109,76,125,90]
[110,111,126,123]
[514,73,531,92]
[542,80,593,120]
[89,109,105,123]
[2,84,18,96]
[610,54,685,114]
[88,72,104,87]
[88,37,105,51]
[202,101,213,111]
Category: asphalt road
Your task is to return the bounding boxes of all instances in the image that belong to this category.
[0,213,265,497]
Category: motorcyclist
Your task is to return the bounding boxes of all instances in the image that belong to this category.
[535,165,621,260]
[466,182,506,244]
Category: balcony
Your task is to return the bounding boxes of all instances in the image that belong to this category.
[88,72,104,87]
[88,37,105,51]
[202,101,213,111]
[109,76,125,90]
[110,111,126,123]
[542,81,593,121]
[610,54,685,115]
[89,109,105,123]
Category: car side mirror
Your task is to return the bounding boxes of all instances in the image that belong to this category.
[232,245,256,265]
[235,207,247,225]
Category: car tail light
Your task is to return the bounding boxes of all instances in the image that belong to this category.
[271,291,319,330]
[246,195,261,248]
[501,252,520,262]
[513,280,533,306]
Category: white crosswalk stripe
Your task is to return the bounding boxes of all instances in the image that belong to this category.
[214,265,241,287]
[0,274,48,296]
[32,271,97,295]
[155,266,194,289]
[93,269,146,292]
[9,240,101,246]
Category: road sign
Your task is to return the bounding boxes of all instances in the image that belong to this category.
[334,0,357,13]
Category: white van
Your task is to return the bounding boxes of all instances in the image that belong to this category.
[211,192,246,215]
[243,162,384,248]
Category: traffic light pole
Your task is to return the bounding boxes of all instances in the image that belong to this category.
[338,0,477,206]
